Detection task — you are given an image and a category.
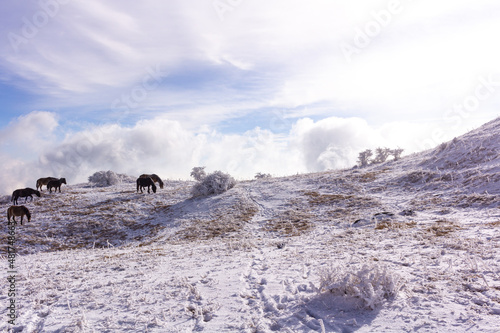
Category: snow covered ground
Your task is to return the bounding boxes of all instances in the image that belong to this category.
[1,117,500,332]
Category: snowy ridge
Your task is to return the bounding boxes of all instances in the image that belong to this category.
[1,118,500,332]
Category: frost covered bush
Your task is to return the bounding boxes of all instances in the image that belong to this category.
[88,170,134,187]
[318,263,402,310]
[255,172,272,179]
[190,166,207,181]
[358,147,404,167]
[190,170,236,197]
[357,149,373,167]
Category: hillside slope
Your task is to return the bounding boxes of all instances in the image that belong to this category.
[1,118,500,332]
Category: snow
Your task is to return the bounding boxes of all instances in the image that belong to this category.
[2,117,500,332]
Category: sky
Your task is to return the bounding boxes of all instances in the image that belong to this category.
[1,0,500,194]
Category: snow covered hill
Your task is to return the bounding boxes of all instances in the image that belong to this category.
[1,118,500,332]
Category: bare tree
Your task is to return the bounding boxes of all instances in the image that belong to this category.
[391,148,404,161]
[358,149,373,167]
[373,147,391,164]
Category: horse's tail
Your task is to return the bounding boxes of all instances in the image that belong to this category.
[11,192,15,203]
[136,179,140,192]
[158,178,164,189]
[152,182,157,193]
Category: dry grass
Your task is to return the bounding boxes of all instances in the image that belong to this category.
[426,220,461,236]
[304,191,381,211]
[375,220,417,230]
[486,221,500,227]
[175,200,258,241]
[263,209,314,236]
[456,193,499,208]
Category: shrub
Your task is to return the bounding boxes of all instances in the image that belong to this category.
[373,147,391,164]
[358,147,405,167]
[357,149,373,167]
[255,172,272,179]
[391,148,404,161]
[190,166,207,181]
[190,170,236,197]
[88,170,134,187]
[318,263,402,310]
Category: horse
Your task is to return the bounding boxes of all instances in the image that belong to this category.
[47,178,67,193]
[139,174,164,189]
[36,177,58,191]
[11,188,41,205]
[136,177,157,194]
[7,205,31,225]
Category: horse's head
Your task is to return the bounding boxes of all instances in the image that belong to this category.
[23,206,31,222]
[61,178,67,184]
[35,190,41,197]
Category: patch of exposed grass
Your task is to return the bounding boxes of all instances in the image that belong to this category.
[304,191,380,209]
[375,220,417,230]
[426,220,461,236]
[264,209,314,236]
[175,200,258,241]
[486,221,500,227]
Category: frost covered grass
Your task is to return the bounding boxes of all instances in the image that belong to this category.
[2,118,500,332]
[318,263,402,310]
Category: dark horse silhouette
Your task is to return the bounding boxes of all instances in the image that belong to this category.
[47,178,67,193]
[139,174,164,189]
[7,205,31,225]
[36,177,58,191]
[137,177,157,193]
[11,188,41,205]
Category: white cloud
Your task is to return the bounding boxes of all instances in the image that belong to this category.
[0,110,493,194]
[0,111,59,156]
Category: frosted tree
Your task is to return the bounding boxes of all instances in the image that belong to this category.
[373,147,391,164]
[255,172,271,179]
[190,166,207,181]
[391,148,404,161]
[357,149,373,167]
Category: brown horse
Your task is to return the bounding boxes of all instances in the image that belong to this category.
[11,188,41,205]
[137,177,157,193]
[47,178,67,193]
[139,174,164,189]
[7,205,31,225]
[36,177,58,191]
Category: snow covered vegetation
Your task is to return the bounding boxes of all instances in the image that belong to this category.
[2,118,500,332]
[190,170,237,197]
[88,170,135,187]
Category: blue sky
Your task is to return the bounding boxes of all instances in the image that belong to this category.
[1,0,500,193]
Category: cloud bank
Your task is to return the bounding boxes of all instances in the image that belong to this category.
[0,111,481,195]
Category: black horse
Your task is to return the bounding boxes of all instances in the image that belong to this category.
[139,174,164,189]
[47,178,67,193]
[11,188,41,205]
[136,177,157,194]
